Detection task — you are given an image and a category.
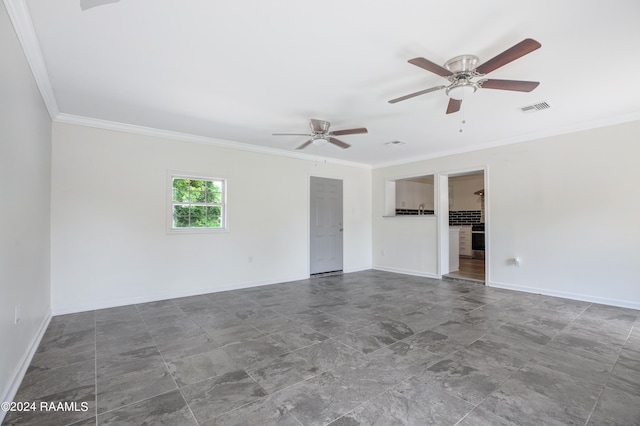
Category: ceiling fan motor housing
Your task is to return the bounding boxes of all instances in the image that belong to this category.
[444,55,481,100]
[444,55,479,74]
[311,120,330,134]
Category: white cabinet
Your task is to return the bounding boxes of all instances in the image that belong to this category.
[459,225,472,257]
[449,227,460,272]
[396,181,434,210]
[413,181,434,210]
[396,181,413,209]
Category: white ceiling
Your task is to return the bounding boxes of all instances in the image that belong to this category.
[12,0,640,166]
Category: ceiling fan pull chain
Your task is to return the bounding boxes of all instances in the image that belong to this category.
[459,95,466,133]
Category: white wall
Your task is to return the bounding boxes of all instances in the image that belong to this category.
[373,216,439,277]
[449,173,483,211]
[50,123,372,314]
[0,3,52,415]
[373,120,640,309]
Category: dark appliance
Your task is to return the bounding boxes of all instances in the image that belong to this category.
[471,223,485,260]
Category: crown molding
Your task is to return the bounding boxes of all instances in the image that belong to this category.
[55,110,640,172]
[7,0,637,170]
[372,111,640,169]
[4,0,59,119]
[54,113,372,169]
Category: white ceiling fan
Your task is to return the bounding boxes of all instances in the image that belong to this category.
[273,119,368,150]
[389,39,542,114]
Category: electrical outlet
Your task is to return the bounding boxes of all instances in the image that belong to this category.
[513,257,521,268]
[15,305,21,324]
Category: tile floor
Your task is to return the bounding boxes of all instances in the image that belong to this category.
[3,270,640,426]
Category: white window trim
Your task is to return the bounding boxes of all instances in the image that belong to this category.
[167,171,229,234]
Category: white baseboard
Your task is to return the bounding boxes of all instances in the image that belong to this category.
[50,271,639,318]
[51,274,311,316]
[51,268,378,316]
[343,265,373,274]
[487,280,640,310]
[373,265,439,279]
[0,313,51,424]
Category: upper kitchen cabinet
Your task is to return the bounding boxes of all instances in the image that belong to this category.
[393,175,435,214]
[395,180,413,209]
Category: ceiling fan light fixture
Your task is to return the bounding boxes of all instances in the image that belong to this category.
[312,137,328,146]
[446,83,477,100]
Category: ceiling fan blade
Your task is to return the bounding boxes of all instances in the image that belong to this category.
[295,139,313,150]
[332,127,368,136]
[388,85,446,104]
[272,133,312,136]
[310,119,330,133]
[446,98,462,114]
[475,38,541,75]
[408,58,452,77]
[481,79,540,92]
[328,138,351,149]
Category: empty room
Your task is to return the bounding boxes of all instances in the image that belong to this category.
[2,0,639,425]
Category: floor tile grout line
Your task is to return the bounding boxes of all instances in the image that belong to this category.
[483,309,619,426]
[586,316,640,425]
[200,324,420,424]
[427,317,558,419]
[325,351,476,426]
[452,409,475,426]
[93,388,182,420]
[454,335,558,426]
[288,410,305,426]
[94,304,200,423]
[545,301,637,367]
[162,304,370,391]
[24,350,97,376]
[198,373,310,425]
[177,391,199,426]
[142,299,303,419]
[583,384,607,426]
[169,302,230,351]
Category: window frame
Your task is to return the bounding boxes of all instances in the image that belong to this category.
[167,172,228,233]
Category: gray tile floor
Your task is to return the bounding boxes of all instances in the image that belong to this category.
[4,270,640,425]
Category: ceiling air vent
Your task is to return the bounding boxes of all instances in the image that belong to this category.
[521,101,551,112]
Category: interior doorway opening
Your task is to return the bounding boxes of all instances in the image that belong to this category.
[441,169,487,284]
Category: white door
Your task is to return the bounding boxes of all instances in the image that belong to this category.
[310,177,343,274]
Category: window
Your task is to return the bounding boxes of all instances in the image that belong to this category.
[170,175,226,231]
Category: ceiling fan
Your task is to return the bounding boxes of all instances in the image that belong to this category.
[389,38,542,114]
[273,119,368,150]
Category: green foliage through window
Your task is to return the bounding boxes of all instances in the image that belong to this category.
[171,177,225,229]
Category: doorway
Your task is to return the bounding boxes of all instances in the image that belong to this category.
[441,169,487,284]
[309,176,343,275]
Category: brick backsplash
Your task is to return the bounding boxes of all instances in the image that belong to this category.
[396,209,435,216]
[449,210,482,225]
